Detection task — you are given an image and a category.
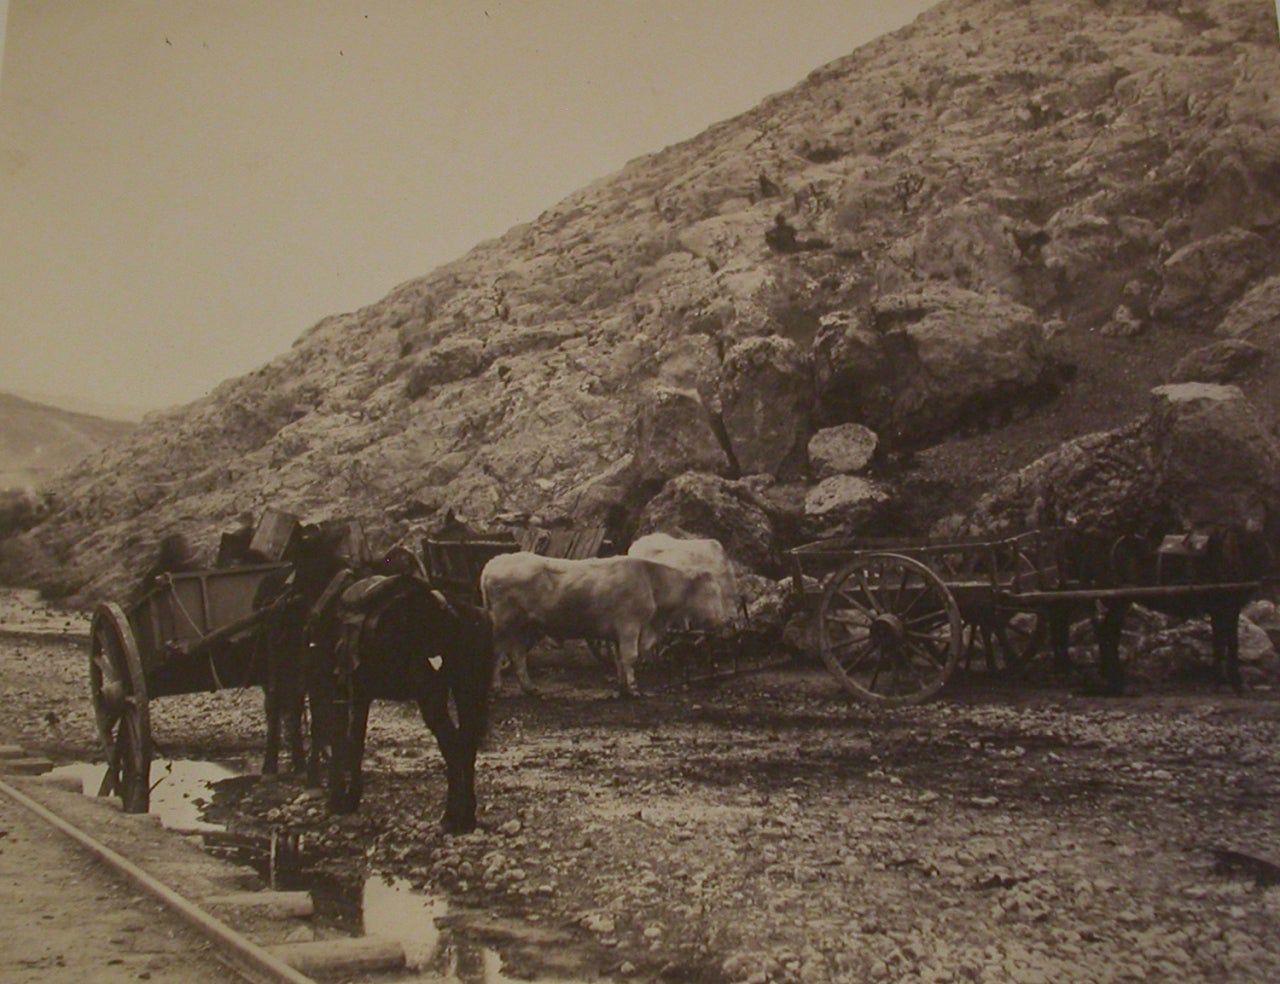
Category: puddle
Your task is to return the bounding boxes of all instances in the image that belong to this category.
[48,758,240,832]
[53,758,601,983]
[360,874,590,982]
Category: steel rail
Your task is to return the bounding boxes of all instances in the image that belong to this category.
[0,775,316,984]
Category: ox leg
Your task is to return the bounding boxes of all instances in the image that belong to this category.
[1211,603,1244,694]
[613,630,643,698]
[511,646,539,695]
[418,693,478,834]
[493,636,539,696]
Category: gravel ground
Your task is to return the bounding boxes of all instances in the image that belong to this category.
[3,587,1280,983]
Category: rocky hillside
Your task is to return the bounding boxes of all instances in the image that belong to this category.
[0,392,134,491]
[16,0,1280,601]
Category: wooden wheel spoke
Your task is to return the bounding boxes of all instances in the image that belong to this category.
[904,608,949,632]
[903,633,950,668]
[837,639,879,675]
[820,553,961,706]
[828,595,875,624]
[855,570,884,614]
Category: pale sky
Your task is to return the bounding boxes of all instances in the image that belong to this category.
[0,1,936,419]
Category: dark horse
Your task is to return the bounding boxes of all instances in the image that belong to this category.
[1050,525,1272,695]
[310,572,494,832]
[252,520,363,778]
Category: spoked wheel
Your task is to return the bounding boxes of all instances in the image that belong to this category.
[819,552,962,705]
[89,603,151,813]
[963,610,1046,675]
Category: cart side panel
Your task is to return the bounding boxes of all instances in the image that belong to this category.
[424,537,522,604]
[126,564,290,685]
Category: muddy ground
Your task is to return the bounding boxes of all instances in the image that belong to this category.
[3,588,1280,984]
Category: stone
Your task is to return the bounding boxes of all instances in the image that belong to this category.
[949,383,1280,545]
[803,475,892,538]
[1153,229,1270,327]
[632,386,731,485]
[1216,273,1280,347]
[1168,340,1264,384]
[718,336,811,479]
[404,338,489,399]
[634,473,775,573]
[1147,383,1280,531]
[807,423,878,479]
[812,285,1060,446]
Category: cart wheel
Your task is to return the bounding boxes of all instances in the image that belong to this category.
[819,552,962,705]
[963,612,1046,675]
[89,603,151,813]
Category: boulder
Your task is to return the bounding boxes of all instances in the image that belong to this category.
[812,285,1060,446]
[1167,339,1264,384]
[1146,383,1280,532]
[1216,273,1280,347]
[634,472,775,573]
[807,423,878,479]
[1041,209,1159,325]
[1152,229,1270,327]
[947,383,1280,547]
[898,200,1028,300]
[718,336,811,479]
[632,387,731,485]
[1244,600,1280,651]
[802,475,893,540]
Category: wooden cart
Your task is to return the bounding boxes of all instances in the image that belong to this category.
[789,527,1272,705]
[89,562,290,812]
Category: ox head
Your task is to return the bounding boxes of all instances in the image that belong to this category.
[680,569,735,633]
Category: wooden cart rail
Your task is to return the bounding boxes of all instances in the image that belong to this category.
[789,529,1062,595]
[422,524,607,603]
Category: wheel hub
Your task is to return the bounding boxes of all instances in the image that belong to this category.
[100,679,126,710]
[870,613,906,651]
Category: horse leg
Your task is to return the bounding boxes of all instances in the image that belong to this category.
[330,693,370,814]
[284,691,306,774]
[511,642,539,696]
[282,648,307,773]
[262,659,282,776]
[346,699,371,810]
[1048,606,1073,679]
[1095,600,1131,696]
[1211,603,1244,694]
[418,693,478,833]
[304,654,330,788]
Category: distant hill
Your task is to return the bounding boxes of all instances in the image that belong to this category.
[0,392,135,489]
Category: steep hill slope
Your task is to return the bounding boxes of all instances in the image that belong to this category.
[0,392,135,490]
[21,0,1280,600]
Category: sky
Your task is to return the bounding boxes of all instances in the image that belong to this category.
[0,1,938,420]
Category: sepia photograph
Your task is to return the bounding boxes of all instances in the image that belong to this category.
[2,1,1280,981]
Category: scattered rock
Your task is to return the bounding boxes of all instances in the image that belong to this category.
[807,423,878,479]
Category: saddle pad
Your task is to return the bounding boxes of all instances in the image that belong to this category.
[340,574,405,610]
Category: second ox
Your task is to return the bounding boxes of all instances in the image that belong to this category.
[479,552,730,697]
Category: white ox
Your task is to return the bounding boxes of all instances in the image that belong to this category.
[626,533,744,631]
[479,552,727,697]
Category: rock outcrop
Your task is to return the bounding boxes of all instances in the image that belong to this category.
[811,285,1063,446]
[11,0,1280,602]
[945,383,1280,548]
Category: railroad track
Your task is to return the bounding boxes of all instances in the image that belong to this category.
[0,749,414,983]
